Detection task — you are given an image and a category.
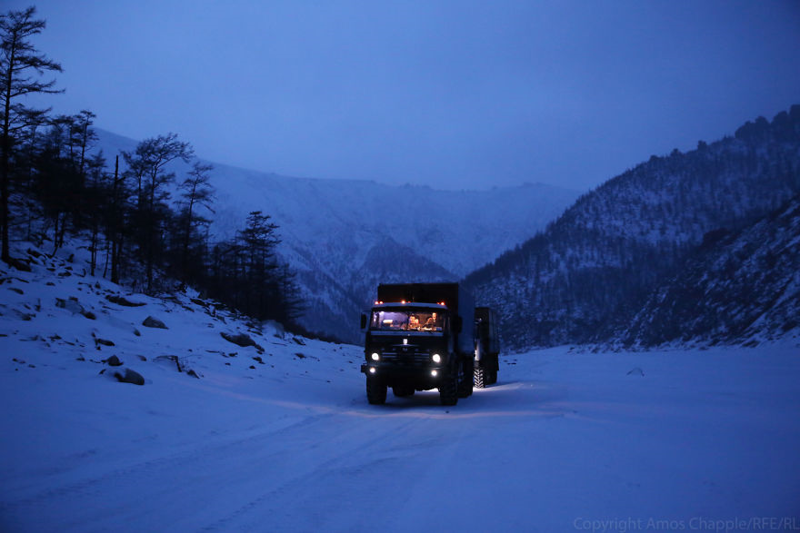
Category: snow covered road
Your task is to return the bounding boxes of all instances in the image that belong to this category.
[3,340,799,532]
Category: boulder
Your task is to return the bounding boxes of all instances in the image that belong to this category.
[221,331,260,349]
[114,368,145,385]
[105,355,123,366]
[7,257,31,272]
[56,297,84,315]
[106,294,146,307]
[142,316,168,329]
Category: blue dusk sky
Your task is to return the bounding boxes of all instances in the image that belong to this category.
[7,0,800,190]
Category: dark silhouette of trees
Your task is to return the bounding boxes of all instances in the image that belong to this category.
[36,115,83,251]
[1,6,62,265]
[0,6,304,330]
[122,133,193,290]
[83,150,108,276]
[240,210,281,318]
[104,154,129,284]
[174,160,214,284]
[15,116,304,326]
[198,211,303,324]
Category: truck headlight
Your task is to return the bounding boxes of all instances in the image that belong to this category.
[371,352,380,361]
[432,353,441,363]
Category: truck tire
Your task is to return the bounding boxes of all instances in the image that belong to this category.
[366,376,387,405]
[485,355,498,385]
[439,373,458,406]
[393,386,414,398]
[474,365,486,389]
[458,358,473,398]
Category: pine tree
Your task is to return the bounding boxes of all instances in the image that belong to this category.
[121,133,193,290]
[175,160,215,283]
[0,6,62,265]
[239,211,280,319]
[83,151,108,276]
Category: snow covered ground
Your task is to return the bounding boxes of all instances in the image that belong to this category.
[1,246,799,532]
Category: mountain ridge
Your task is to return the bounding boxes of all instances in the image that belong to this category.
[93,128,581,341]
[613,193,800,348]
[465,105,800,349]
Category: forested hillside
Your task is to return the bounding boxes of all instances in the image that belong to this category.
[615,194,799,347]
[1,8,301,329]
[465,106,800,349]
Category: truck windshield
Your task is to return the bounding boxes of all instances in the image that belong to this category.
[370,309,445,332]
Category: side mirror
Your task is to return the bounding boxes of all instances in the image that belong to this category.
[454,316,463,333]
[360,313,367,330]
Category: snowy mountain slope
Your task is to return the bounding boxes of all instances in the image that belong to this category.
[2,246,799,531]
[466,105,800,349]
[615,194,800,348]
[94,129,579,341]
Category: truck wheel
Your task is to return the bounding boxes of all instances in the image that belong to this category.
[458,359,473,398]
[366,376,387,405]
[489,369,498,385]
[474,365,486,389]
[393,386,414,398]
[439,374,458,406]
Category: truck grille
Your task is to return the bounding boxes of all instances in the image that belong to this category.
[380,347,430,365]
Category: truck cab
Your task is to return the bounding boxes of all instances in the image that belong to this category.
[360,283,474,406]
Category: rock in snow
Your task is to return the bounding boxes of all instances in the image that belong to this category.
[104,355,123,367]
[142,316,168,329]
[221,332,259,349]
[113,368,145,386]
[55,297,84,315]
[106,294,146,307]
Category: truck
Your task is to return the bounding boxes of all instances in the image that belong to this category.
[360,282,475,406]
[473,306,500,388]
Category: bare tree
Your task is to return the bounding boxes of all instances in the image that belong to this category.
[0,6,61,265]
[75,109,97,181]
[177,160,215,282]
[122,133,193,290]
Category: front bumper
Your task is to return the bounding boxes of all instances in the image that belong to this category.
[360,362,445,388]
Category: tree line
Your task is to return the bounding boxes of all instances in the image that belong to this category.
[1,6,302,326]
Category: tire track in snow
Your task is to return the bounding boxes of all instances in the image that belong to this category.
[198,416,429,532]
[3,412,335,531]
